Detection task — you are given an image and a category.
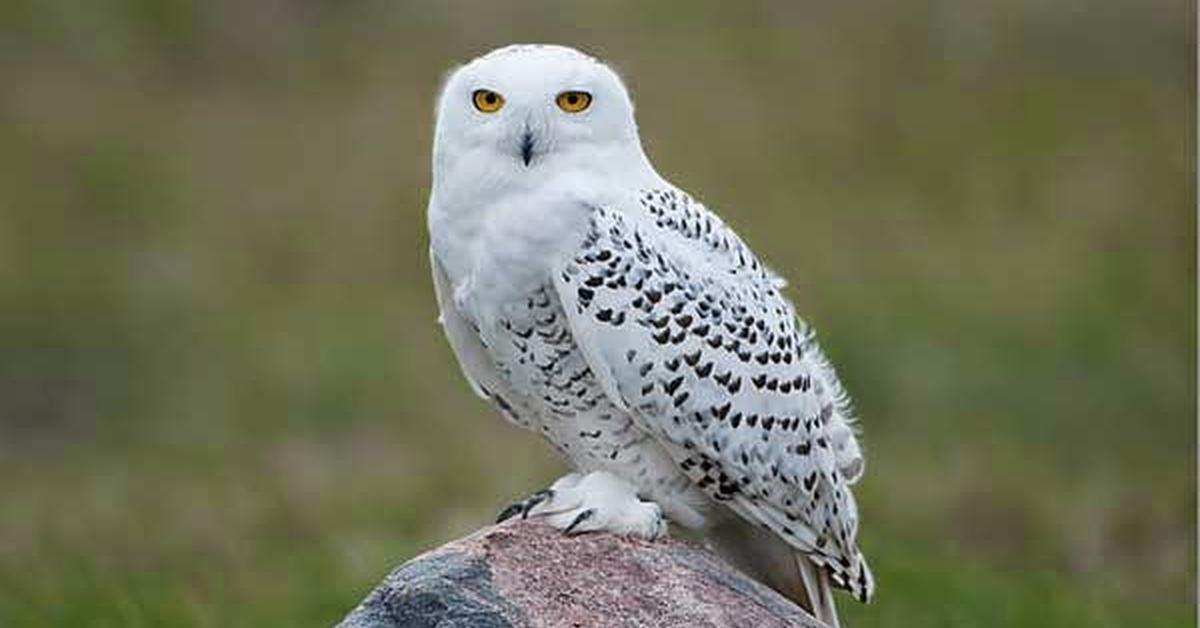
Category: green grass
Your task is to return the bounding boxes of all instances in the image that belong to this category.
[0,1,1194,626]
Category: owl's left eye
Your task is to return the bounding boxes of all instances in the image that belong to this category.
[556,91,592,113]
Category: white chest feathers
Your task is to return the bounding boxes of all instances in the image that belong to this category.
[429,168,649,328]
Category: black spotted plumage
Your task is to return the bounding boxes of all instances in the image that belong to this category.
[432,184,873,607]
[548,190,872,602]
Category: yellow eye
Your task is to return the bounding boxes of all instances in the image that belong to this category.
[556,90,592,113]
[472,89,504,113]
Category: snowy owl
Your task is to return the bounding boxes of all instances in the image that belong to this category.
[427,44,872,626]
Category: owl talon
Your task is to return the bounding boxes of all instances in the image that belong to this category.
[496,489,555,523]
[521,489,553,518]
[563,508,595,535]
[495,503,523,523]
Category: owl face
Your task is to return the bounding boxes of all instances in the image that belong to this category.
[433,45,639,173]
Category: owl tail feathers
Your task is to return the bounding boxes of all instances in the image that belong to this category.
[797,550,876,627]
[822,549,875,603]
[796,555,841,628]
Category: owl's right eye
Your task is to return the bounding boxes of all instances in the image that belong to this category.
[472,89,505,113]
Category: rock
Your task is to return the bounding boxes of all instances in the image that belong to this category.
[337,519,826,628]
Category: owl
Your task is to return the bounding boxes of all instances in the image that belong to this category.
[427,44,872,627]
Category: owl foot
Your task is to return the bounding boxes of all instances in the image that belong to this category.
[525,471,666,540]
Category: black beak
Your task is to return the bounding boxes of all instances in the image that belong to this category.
[519,130,535,166]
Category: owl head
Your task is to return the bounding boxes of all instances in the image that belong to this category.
[432,45,644,183]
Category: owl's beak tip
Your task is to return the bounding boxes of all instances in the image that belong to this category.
[519,130,535,166]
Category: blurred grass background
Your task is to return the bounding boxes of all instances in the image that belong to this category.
[0,1,1194,626]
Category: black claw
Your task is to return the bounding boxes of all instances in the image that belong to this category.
[521,489,552,519]
[563,508,596,535]
[496,503,524,523]
[496,489,554,523]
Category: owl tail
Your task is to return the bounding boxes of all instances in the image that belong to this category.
[703,514,865,627]
[795,554,840,628]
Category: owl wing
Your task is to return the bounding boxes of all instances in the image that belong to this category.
[431,250,492,399]
[431,249,535,427]
[551,189,873,601]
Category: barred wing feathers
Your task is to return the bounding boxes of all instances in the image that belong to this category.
[552,189,873,601]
